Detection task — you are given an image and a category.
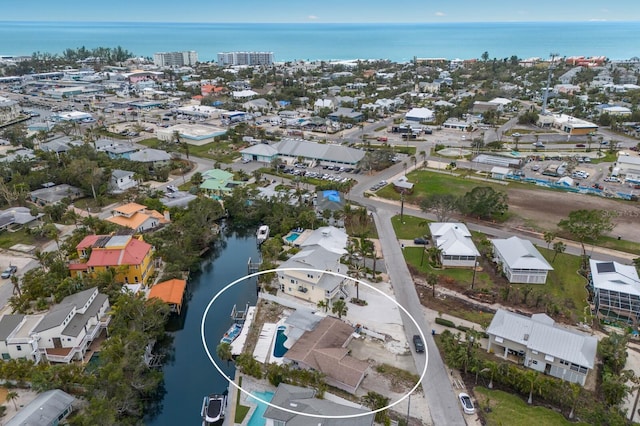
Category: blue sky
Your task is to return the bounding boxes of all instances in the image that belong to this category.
[5,0,640,22]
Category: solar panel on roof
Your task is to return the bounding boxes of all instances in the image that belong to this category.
[596,262,616,273]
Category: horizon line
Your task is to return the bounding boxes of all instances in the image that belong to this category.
[1,19,638,24]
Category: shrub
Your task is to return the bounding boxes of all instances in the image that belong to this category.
[435,317,455,328]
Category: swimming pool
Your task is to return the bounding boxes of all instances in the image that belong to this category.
[273,326,288,358]
[285,233,300,243]
[247,390,275,426]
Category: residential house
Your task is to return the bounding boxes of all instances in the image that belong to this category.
[428,223,479,268]
[69,235,155,285]
[242,98,272,112]
[0,314,26,360]
[199,168,244,197]
[487,309,597,386]
[6,389,75,426]
[284,316,369,394]
[392,176,414,193]
[589,259,640,324]
[263,383,374,425]
[492,236,553,284]
[109,169,137,193]
[31,287,110,363]
[30,184,83,206]
[298,226,348,255]
[277,246,349,305]
[149,278,187,314]
[103,143,138,159]
[0,207,43,231]
[129,148,172,169]
[315,190,347,223]
[106,202,169,232]
[314,99,335,111]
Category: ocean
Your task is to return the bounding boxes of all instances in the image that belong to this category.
[1,21,639,63]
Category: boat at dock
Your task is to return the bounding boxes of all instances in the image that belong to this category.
[256,225,269,244]
[220,323,242,344]
[201,389,228,426]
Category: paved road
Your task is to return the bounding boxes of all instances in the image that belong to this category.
[371,208,466,426]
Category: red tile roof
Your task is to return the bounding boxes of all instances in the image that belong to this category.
[80,235,152,267]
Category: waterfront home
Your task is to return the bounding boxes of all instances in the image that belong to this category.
[199,168,244,197]
[283,316,368,394]
[106,202,169,232]
[491,236,553,284]
[589,259,640,324]
[263,383,374,425]
[6,389,75,426]
[428,223,479,268]
[278,246,349,306]
[149,279,187,315]
[487,309,597,386]
[69,235,155,285]
[0,287,110,364]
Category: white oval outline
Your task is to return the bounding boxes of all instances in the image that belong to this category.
[201,267,428,420]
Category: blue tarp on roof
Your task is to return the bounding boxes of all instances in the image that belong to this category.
[323,190,341,203]
[278,100,291,106]
[211,101,224,106]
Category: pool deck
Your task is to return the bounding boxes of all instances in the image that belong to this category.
[281,229,313,246]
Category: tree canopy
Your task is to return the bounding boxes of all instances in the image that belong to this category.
[557,209,616,259]
[458,186,508,220]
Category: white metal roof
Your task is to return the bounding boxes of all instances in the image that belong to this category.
[488,309,597,368]
[590,259,640,296]
[492,236,553,271]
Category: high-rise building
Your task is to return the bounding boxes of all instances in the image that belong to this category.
[216,51,274,67]
[153,51,198,67]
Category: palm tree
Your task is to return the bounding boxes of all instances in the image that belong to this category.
[568,382,582,419]
[316,299,329,313]
[216,342,233,366]
[332,299,348,319]
[349,263,365,301]
[421,150,427,168]
[552,241,566,262]
[6,390,18,410]
[513,134,521,151]
[543,231,556,249]
[523,370,541,404]
[426,273,438,298]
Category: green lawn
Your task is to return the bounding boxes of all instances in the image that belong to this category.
[0,229,37,249]
[474,387,590,426]
[391,215,429,239]
[137,138,240,163]
[594,235,640,256]
[589,152,617,164]
[537,247,589,319]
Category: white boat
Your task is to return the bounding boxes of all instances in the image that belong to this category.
[201,391,228,425]
[257,225,269,244]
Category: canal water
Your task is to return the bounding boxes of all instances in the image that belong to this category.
[147,227,260,425]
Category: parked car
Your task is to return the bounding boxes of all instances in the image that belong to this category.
[412,334,425,353]
[1,265,17,279]
[458,393,475,415]
[531,164,540,171]
[575,143,585,148]
[377,136,388,142]
[532,142,545,148]
[413,237,429,245]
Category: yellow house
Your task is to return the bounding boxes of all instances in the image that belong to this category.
[106,202,169,232]
[69,234,155,285]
